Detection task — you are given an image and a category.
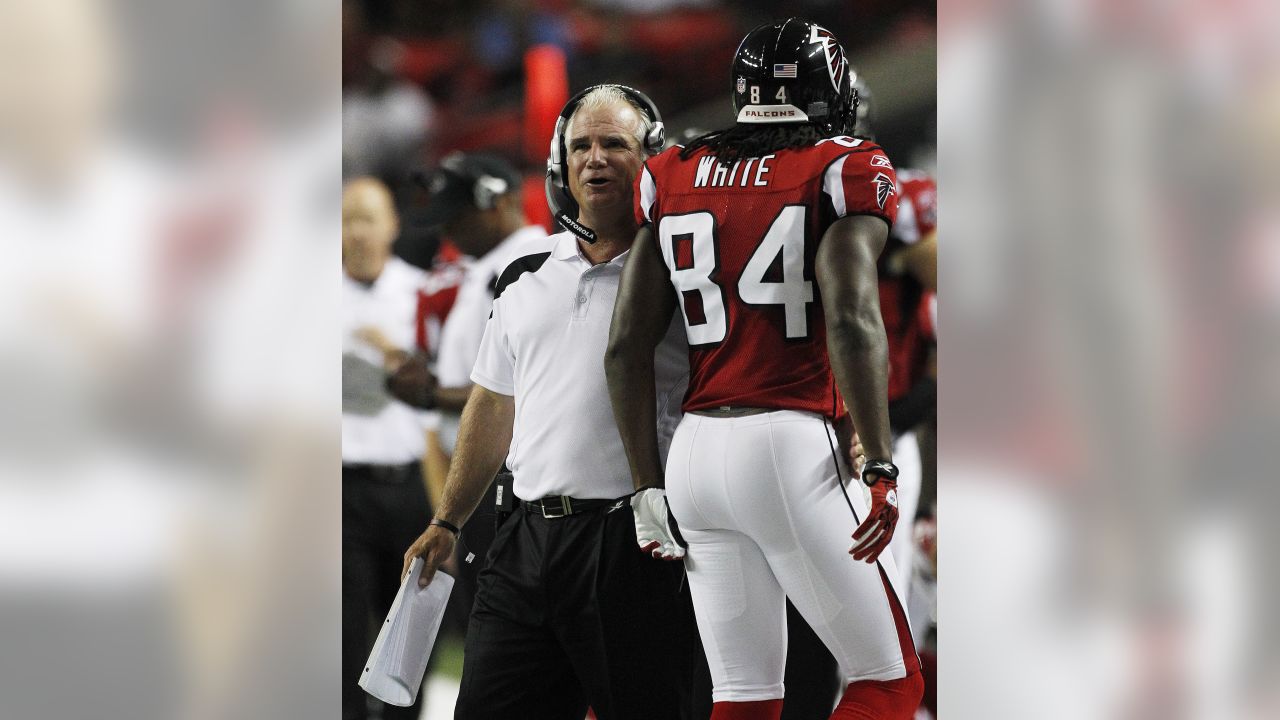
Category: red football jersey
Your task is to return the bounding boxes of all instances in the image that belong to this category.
[415,239,466,354]
[636,137,899,417]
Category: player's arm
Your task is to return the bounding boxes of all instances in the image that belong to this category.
[403,383,514,587]
[817,214,893,461]
[605,224,677,492]
[819,215,900,562]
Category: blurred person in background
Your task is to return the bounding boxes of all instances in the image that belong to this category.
[879,168,937,626]
[850,76,938,609]
[388,151,551,635]
[343,0,436,185]
[341,177,437,720]
[402,84,708,720]
[0,4,178,716]
[606,19,921,720]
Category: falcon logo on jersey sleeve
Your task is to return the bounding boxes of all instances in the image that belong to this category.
[873,172,896,209]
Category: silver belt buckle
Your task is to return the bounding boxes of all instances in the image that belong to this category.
[542,496,571,518]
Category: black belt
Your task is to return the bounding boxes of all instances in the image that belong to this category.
[342,461,420,484]
[690,406,771,417]
[521,495,619,519]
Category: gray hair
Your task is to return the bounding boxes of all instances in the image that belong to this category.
[564,86,653,153]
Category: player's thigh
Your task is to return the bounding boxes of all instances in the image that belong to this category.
[681,524,787,703]
[664,414,719,530]
[667,413,796,533]
[755,415,915,681]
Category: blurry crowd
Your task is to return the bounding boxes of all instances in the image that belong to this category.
[342,0,935,260]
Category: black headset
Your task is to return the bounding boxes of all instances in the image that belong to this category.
[545,84,665,243]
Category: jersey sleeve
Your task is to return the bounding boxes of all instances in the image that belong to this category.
[821,147,899,225]
[469,297,516,396]
[634,164,658,226]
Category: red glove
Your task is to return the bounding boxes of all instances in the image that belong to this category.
[850,478,899,563]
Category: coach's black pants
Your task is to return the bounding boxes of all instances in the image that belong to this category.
[455,499,710,720]
[342,461,432,720]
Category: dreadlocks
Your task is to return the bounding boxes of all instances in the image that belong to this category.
[679,123,830,166]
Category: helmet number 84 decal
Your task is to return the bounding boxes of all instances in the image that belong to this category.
[659,206,813,346]
[748,86,788,104]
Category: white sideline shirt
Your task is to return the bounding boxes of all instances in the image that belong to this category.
[342,258,430,465]
[471,231,689,502]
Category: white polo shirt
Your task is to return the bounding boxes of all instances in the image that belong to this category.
[342,257,431,465]
[471,231,689,501]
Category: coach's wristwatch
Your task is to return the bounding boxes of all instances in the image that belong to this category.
[861,460,899,487]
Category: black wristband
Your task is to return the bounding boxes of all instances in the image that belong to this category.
[430,518,461,536]
[861,460,899,487]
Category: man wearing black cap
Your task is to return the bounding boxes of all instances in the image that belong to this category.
[415,152,551,417]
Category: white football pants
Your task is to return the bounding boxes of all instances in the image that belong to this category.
[666,410,918,703]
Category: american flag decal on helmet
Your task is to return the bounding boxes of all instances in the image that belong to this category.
[873,172,895,209]
[773,64,798,78]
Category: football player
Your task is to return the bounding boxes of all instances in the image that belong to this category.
[605,18,922,720]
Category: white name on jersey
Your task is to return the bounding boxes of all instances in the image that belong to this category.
[693,154,775,189]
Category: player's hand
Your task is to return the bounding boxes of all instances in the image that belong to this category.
[386,353,438,409]
[850,479,898,563]
[631,488,686,561]
[850,433,866,477]
[402,524,457,588]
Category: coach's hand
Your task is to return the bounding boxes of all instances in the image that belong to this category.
[631,488,686,561]
[850,479,899,563]
[402,523,457,588]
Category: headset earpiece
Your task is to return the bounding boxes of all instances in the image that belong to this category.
[545,84,664,243]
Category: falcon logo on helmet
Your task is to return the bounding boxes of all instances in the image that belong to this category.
[809,25,847,93]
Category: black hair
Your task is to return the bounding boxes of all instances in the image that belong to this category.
[679,123,828,165]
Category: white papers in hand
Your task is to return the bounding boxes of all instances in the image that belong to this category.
[358,558,454,706]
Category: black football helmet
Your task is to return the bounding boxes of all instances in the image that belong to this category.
[731,18,857,135]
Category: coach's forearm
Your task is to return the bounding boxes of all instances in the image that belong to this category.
[435,384,514,526]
